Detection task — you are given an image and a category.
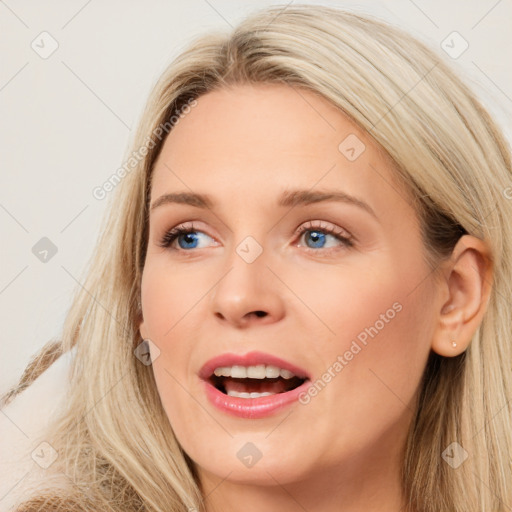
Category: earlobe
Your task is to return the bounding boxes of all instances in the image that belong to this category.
[431,309,465,356]
[138,311,148,340]
[139,320,148,341]
[136,318,144,339]
[430,235,493,357]
[136,298,147,339]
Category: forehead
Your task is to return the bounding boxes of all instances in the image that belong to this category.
[150,83,412,215]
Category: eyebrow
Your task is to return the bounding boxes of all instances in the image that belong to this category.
[150,189,377,218]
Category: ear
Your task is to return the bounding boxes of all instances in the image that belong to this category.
[431,235,493,357]
[137,298,149,340]
[139,319,149,341]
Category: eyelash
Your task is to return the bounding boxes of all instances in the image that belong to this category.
[157,221,354,253]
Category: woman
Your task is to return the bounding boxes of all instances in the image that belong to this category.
[1,4,511,511]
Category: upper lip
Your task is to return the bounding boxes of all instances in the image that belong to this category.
[199,350,311,381]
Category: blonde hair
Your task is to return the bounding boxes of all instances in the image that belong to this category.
[3,4,511,511]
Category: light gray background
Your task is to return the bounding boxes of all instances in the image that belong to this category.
[1,0,511,393]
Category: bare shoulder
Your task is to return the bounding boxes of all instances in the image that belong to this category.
[0,350,75,512]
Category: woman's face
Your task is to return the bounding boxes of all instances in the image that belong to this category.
[139,83,439,490]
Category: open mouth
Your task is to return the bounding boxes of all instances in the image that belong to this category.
[209,370,307,398]
[200,356,312,417]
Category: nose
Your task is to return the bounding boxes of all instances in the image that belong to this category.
[209,247,286,328]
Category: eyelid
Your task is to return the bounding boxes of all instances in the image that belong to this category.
[295,220,353,241]
[157,221,214,249]
[158,219,354,251]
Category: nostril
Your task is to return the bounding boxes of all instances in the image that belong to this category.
[253,311,267,318]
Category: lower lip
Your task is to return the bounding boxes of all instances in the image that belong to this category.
[202,378,312,419]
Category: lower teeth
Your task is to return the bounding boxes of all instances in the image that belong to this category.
[227,390,277,398]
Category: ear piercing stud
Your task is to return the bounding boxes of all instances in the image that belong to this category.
[452,340,457,348]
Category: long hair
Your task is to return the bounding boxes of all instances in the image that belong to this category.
[3,4,511,511]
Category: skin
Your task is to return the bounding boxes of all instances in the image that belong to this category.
[139,83,493,512]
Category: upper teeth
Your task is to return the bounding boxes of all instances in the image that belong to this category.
[213,365,296,379]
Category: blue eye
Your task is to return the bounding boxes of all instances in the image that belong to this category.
[296,221,354,251]
[302,230,333,249]
[158,223,213,250]
[158,221,354,252]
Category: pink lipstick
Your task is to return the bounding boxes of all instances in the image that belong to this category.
[199,351,312,419]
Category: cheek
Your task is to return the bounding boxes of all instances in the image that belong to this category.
[289,252,412,348]
[140,261,207,404]
[303,249,433,416]
[140,259,206,338]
